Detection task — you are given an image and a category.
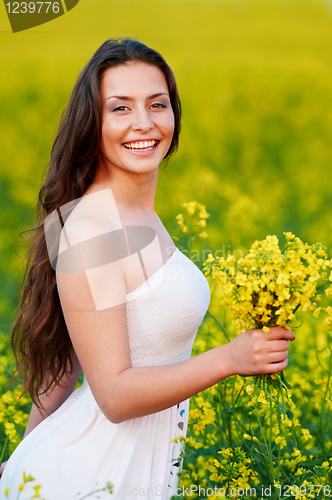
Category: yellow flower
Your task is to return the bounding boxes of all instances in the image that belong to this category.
[243,433,251,440]
[182,201,196,216]
[301,428,312,442]
[235,476,251,489]
[218,448,233,458]
[199,207,210,219]
[176,214,184,227]
[281,414,292,427]
[198,231,208,239]
[209,385,218,396]
[284,232,295,240]
[205,253,215,264]
[257,390,268,404]
[275,435,287,449]
[313,307,321,318]
[23,471,35,483]
[31,485,42,499]
[262,326,270,332]
[185,436,204,449]
[246,385,254,395]
[204,232,329,339]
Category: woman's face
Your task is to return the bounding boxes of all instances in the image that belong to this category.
[98,62,175,175]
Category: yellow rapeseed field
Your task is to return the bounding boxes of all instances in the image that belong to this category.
[1,0,332,497]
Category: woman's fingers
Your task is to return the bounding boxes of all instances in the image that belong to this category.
[267,357,289,373]
[228,326,294,377]
[265,327,295,342]
[268,339,290,352]
[267,350,288,363]
[252,330,291,373]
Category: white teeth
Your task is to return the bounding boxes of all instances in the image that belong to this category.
[124,140,157,150]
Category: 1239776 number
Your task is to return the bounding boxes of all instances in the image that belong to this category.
[275,484,331,497]
[5,2,60,14]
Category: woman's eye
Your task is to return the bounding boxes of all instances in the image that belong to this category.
[112,105,129,112]
[151,103,167,109]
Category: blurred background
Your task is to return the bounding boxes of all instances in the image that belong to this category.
[1,0,332,335]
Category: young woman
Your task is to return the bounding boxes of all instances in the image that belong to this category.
[0,38,295,499]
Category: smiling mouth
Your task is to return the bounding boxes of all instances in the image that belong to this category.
[123,140,160,152]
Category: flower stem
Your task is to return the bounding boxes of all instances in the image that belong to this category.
[0,433,9,465]
[268,398,280,500]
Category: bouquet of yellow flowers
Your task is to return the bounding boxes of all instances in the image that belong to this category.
[203,232,332,336]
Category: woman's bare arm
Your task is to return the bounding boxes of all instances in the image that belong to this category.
[56,260,295,425]
[97,327,294,424]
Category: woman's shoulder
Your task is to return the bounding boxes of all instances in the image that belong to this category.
[45,189,122,278]
[62,187,123,245]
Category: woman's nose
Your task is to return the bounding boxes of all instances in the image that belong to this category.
[131,109,154,133]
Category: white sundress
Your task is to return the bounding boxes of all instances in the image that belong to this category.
[0,247,211,500]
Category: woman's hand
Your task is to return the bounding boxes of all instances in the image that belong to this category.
[0,460,8,478]
[226,326,295,377]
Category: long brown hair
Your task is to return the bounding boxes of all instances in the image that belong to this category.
[10,37,182,409]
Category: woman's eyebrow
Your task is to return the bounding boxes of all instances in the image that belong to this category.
[106,92,170,101]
